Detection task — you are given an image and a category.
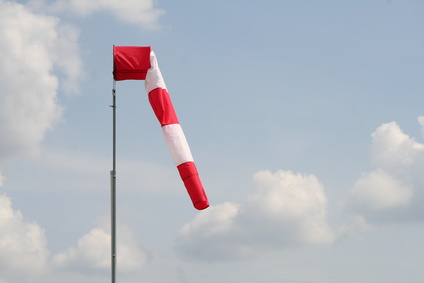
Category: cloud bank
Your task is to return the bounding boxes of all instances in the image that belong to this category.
[177,117,424,261]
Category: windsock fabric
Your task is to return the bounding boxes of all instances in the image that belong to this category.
[113,46,209,210]
[113,46,151,81]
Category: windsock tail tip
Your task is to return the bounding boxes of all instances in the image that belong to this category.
[194,200,209,210]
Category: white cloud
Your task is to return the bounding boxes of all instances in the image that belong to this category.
[370,121,424,174]
[0,194,150,281]
[53,224,151,273]
[0,0,81,160]
[53,227,110,271]
[245,170,335,245]
[0,194,49,282]
[346,118,424,223]
[177,170,335,261]
[177,202,246,261]
[34,0,165,28]
[350,168,413,211]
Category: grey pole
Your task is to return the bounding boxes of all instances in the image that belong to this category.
[110,80,117,283]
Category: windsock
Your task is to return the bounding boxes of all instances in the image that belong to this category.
[113,46,209,210]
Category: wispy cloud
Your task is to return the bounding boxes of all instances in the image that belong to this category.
[7,149,180,193]
[30,0,165,29]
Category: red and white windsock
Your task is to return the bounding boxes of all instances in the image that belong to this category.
[113,46,209,210]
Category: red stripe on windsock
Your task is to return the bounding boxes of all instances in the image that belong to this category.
[113,46,151,81]
[177,162,209,210]
[148,88,179,126]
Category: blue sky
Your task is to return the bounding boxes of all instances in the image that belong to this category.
[1,0,424,282]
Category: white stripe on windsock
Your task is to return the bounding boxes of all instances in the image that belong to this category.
[145,51,167,93]
[162,124,194,166]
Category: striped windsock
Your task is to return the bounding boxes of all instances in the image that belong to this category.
[113,46,209,210]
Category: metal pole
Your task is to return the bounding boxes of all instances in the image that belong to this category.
[110,80,117,283]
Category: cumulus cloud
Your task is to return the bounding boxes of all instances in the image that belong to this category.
[347,119,424,222]
[53,224,151,273]
[244,170,335,244]
[370,121,424,175]
[177,170,335,261]
[0,194,49,282]
[31,0,165,28]
[0,193,151,281]
[0,0,81,160]
[350,168,413,211]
